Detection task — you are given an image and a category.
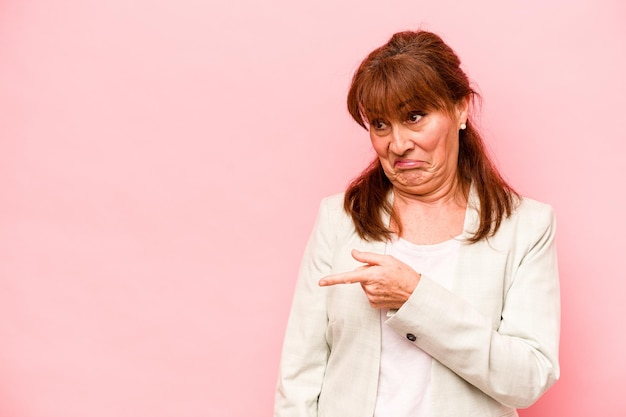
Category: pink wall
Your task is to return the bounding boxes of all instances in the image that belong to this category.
[1,0,624,415]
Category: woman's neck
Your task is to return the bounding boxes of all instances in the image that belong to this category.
[391,179,469,245]
[393,176,468,208]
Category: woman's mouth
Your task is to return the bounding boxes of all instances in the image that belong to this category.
[394,159,426,169]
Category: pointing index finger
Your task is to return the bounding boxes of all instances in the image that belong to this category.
[319,270,370,287]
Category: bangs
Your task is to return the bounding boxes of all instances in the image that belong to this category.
[351,56,452,127]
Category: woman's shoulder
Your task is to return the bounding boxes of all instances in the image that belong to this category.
[316,192,354,227]
[474,195,556,250]
[505,195,556,236]
[319,192,345,208]
[515,195,555,221]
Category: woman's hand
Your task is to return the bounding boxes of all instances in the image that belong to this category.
[319,249,421,309]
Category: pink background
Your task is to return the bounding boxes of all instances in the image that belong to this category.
[1,0,624,415]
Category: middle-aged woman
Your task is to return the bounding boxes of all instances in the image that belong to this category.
[274,29,560,417]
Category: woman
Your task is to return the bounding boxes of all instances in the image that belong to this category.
[274,30,560,417]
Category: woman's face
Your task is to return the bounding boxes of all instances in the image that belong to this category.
[368,101,468,199]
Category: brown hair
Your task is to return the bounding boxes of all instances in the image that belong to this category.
[344,30,518,243]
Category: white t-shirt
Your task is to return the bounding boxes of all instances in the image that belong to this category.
[373,236,461,417]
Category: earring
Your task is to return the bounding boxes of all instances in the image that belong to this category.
[460,123,467,130]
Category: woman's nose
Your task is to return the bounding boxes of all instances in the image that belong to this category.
[389,125,414,155]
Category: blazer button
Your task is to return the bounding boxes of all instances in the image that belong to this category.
[406,333,417,342]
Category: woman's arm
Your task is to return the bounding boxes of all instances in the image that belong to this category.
[274,199,335,417]
[386,202,560,408]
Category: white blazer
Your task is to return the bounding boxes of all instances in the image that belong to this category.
[275,189,560,417]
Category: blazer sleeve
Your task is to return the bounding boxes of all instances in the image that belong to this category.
[385,203,560,408]
[274,198,335,417]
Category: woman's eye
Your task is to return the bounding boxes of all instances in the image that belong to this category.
[406,112,424,124]
[371,120,389,131]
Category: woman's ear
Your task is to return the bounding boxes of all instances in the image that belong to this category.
[456,96,470,125]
